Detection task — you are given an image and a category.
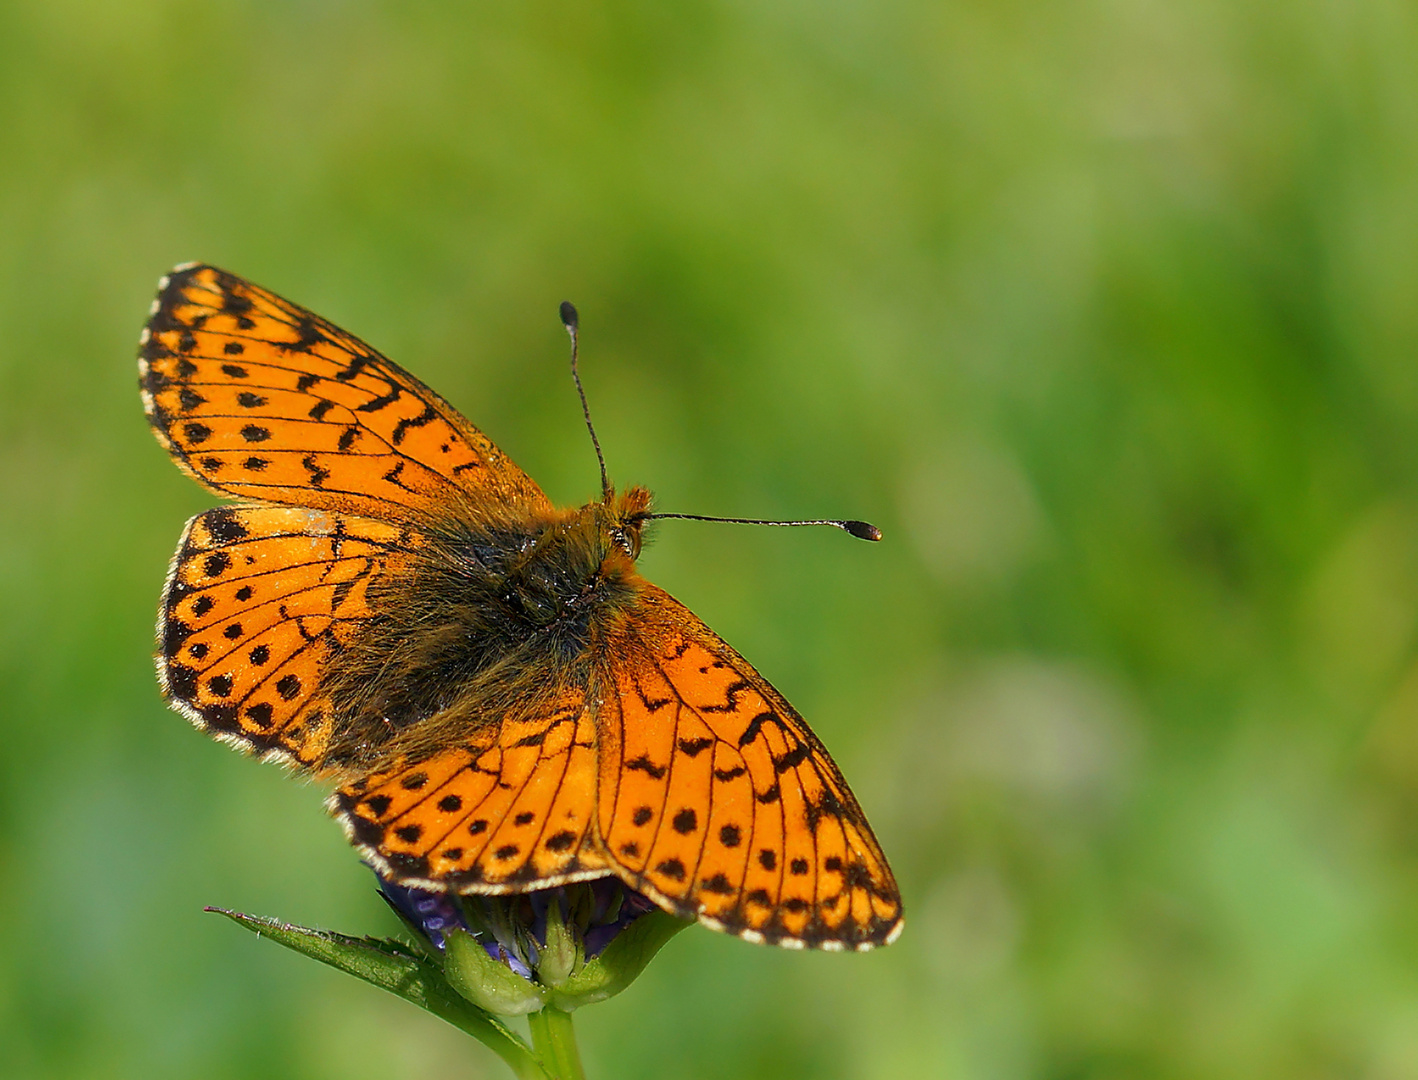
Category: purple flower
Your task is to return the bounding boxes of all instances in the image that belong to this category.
[376,877,469,950]
[376,871,659,981]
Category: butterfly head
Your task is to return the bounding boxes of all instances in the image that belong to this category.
[605,485,653,560]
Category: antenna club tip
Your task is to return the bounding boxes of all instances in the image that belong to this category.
[844,520,883,542]
[559,301,579,331]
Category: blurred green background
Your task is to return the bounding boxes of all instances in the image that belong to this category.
[3,1,1418,1077]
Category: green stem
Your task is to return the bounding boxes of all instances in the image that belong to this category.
[447,1011,549,1080]
[528,1006,587,1080]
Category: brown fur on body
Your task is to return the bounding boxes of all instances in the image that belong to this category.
[318,486,653,775]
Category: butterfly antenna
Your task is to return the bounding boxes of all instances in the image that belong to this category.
[560,301,611,501]
[644,511,883,542]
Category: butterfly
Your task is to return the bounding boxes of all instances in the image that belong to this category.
[138,263,902,951]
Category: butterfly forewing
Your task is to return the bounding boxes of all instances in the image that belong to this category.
[597,585,903,951]
[159,505,417,769]
[139,264,549,522]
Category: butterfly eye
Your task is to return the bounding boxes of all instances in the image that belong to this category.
[610,528,641,559]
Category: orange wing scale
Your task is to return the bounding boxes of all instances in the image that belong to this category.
[596,585,902,951]
[158,505,417,769]
[139,264,549,521]
[333,691,612,891]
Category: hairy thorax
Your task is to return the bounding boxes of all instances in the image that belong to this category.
[320,488,651,770]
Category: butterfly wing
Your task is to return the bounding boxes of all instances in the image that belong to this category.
[139,263,550,522]
[331,688,613,891]
[597,584,903,951]
[159,504,418,771]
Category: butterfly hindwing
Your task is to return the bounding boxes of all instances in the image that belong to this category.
[139,264,550,523]
[158,505,417,770]
[598,584,903,951]
[332,689,613,891]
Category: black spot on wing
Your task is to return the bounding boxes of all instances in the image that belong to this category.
[654,858,686,881]
[700,679,750,714]
[390,403,438,446]
[700,873,735,895]
[738,711,772,747]
[221,288,254,316]
[626,755,666,779]
[774,743,811,773]
[163,618,193,655]
[302,455,330,487]
[546,830,577,852]
[356,385,401,413]
[672,808,698,834]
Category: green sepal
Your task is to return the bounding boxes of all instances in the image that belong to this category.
[545,910,692,1011]
[444,926,548,1016]
[536,898,582,988]
[207,908,549,1080]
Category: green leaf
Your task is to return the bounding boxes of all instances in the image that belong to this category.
[207,908,550,1080]
[535,896,582,988]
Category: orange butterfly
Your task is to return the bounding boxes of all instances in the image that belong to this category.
[139,264,902,951]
